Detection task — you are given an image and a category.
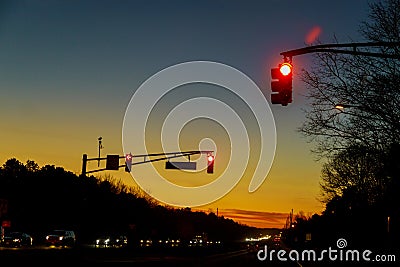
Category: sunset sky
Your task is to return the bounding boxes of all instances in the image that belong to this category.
[0,0,376,228]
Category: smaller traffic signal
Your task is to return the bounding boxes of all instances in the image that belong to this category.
[270,62,293,106]
[125,153,132,172]
[207,155,214,174]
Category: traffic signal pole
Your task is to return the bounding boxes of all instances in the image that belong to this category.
[270,41,400,106]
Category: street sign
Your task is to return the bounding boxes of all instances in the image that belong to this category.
[165,161,197,170]
[106,154,120,170]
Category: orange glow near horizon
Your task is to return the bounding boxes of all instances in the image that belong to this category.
[0,131,324,229]
[193,208,290,229]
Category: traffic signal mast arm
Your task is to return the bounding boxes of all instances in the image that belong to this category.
[82,150,214,175]
[280,41,400,60]
[125,150,213,168]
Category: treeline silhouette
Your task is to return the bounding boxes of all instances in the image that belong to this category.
[0,158,256,246]
[283,143,400,251]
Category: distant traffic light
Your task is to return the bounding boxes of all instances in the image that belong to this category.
[207,155,214,174]
[270,62,293,106]
[125,153,132,172]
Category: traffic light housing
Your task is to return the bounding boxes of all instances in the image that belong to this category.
[207,155,214,174]
[125,153,132,172]
[270,62,293,106]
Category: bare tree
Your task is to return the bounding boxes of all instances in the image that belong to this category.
[319,144,387,204]
[299,0,400,159]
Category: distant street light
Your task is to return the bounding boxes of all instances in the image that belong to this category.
[334,103,362,110]
[334,104,345,110]
[98,137,103,167]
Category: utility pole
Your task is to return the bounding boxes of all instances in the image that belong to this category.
[290,209,293,228]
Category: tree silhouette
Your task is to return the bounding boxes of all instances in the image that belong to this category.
[284,0,400,251]
[319,144,387,204]
[299,0,400,158]
[0,158,255,246]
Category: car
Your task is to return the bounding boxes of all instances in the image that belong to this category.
[95,234,128,248]
[2,232,33,247]
[45,229,76,247]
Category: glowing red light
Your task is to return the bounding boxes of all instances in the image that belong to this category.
[279,63,292,76]
[207,155,214,162]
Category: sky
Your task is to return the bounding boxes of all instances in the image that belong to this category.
[0,0,377,228]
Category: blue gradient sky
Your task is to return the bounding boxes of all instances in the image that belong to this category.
[0,0,375,228]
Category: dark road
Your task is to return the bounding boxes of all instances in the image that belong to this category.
[2,241,397,266]
[0,245,301,266]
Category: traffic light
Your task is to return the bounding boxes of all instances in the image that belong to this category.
[125,153,132,172]
[207,155,214,174]
[270,62,293,106]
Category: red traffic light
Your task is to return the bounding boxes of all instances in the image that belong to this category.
[279,62,292,76]
[125,153,132,172]
[270,61,293,106]
[207,155,214,174]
